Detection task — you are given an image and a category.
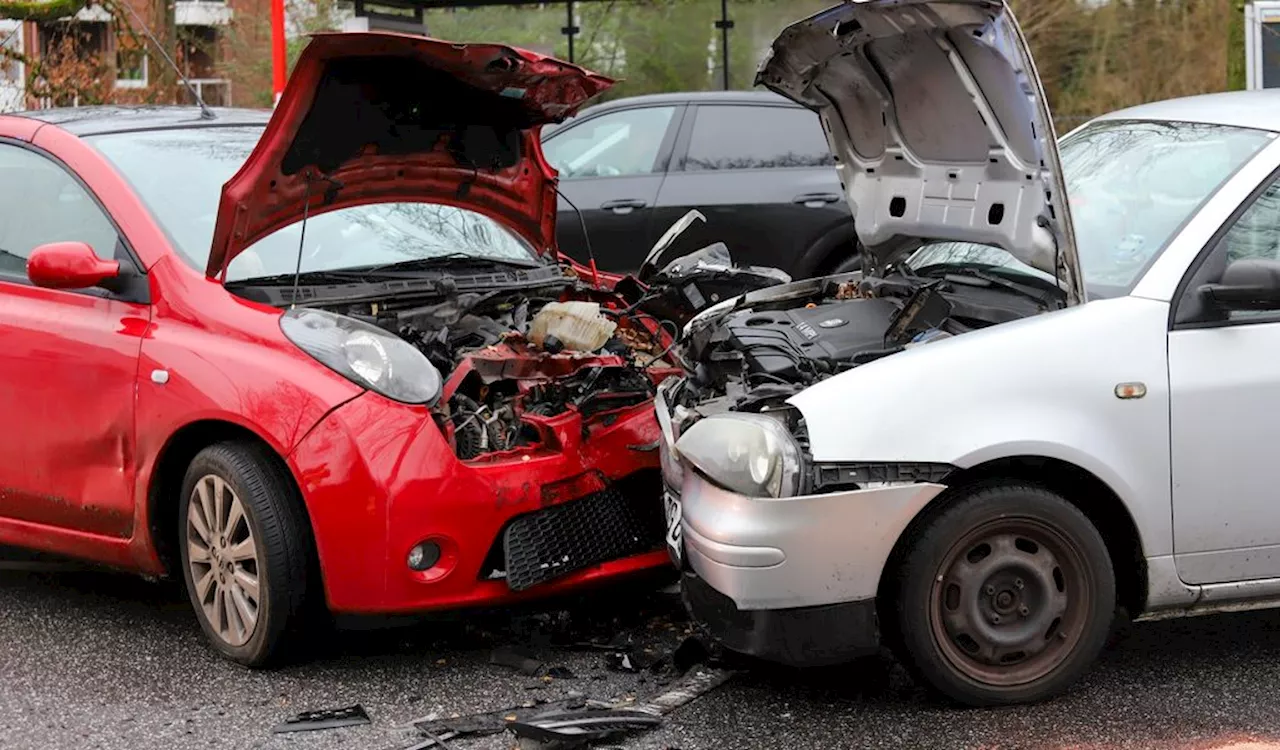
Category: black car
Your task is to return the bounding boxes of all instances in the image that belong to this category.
[541,90,859,279]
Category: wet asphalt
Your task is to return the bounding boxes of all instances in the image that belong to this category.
[4,554,1280,750]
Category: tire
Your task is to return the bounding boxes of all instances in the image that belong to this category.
[827,253,863,275]
[890,483,1115,706]
[177,440,315,667]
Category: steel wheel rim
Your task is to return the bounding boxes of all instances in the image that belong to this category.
[186,474,261,648]
[928,517,1094,688]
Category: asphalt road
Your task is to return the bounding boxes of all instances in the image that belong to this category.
[4,555,1280,750]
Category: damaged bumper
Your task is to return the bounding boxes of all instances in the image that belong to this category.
[288,390,670,615]
[668,456,946,666]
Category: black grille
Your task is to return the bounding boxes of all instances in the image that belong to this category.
[501,471,665,592]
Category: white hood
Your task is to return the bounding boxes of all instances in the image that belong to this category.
[758,0,1083,304]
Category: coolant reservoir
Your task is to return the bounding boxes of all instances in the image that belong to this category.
[529,301,617,352]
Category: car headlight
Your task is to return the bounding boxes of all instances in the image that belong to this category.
[280,308,441,405]
[675,412,803,498]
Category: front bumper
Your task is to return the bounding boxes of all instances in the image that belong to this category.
[659,408,947,665]
[676,470,945,611]
[682,570,880,666]
[289,391,671,614]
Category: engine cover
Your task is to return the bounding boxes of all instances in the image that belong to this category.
[723,298,899,379]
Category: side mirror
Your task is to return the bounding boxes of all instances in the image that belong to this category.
[1200,258,1280,312]
[26,242,120,291]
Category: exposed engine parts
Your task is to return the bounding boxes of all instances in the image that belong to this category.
[672,267,1063,424]
[331,285,675,461]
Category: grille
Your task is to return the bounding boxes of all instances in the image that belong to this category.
[501,471,665,592]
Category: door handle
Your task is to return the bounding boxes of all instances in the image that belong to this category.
[793,192,841,208]
[601,198,648,215]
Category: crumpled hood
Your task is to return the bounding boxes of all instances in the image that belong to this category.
[207,32,613,279]
[757,0,1083,304]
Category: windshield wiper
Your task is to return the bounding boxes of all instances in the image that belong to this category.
[351,253,540,275]
[907,262,1060,303]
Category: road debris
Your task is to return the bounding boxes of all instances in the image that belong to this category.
[505,666,737,749]
[490,645,545,676]
[507,708,663,749]
[273,704,371,733]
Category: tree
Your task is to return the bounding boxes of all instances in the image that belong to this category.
[149,0,175,100]
[0,0,188,107]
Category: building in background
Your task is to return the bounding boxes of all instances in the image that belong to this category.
[0,0,280,111]
[1246,0,1280,89]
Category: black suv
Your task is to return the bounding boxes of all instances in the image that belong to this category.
[541,90,858,279]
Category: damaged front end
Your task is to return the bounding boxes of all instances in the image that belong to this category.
[237,214,789,595]
[210,32,792,600]
[662,0,1079,454]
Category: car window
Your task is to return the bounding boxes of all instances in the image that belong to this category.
[1064,121,1271,293]
[1190,174,1280,323]
[1219,177,1280,266]
[87,127,540,281]
[541,106,676,179]
[682,105,835,171]
[0,143,119,279]
[907,121,1273,298]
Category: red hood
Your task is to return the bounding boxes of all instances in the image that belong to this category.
[207,32,613,278]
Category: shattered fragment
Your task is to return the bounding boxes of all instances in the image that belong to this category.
[273,704,371,733]
[507,708,663,749]
[491,645,545,676]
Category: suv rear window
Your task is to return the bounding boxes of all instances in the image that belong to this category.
[682,105,835,171]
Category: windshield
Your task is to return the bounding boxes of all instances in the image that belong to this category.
[85,126,541,282]
[906,120,1275,298]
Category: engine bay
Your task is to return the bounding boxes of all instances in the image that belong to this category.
[670,267,1065,424]
[311,280,676,461]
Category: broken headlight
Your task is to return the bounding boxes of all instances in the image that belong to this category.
[675,412,803,498]
[281,308,442,405]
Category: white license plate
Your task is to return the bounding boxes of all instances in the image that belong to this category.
[663,490,683,565]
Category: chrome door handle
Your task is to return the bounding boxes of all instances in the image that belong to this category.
[793,192,840,208]
[601,199,648,215]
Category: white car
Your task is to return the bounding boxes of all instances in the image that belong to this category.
[659,0,1280,707]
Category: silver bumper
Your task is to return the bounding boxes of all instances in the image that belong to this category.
[678,471,945,611]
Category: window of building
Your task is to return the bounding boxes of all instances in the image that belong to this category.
[115,47,147,88]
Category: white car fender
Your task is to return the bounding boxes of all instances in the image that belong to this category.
[787,296,1176,557]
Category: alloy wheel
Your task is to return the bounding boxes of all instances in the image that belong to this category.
[186,474,261,648]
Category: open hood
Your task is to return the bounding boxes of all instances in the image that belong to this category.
[758,0,1083,304]
[207,32,613,278]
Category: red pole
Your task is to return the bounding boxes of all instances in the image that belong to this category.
[271,0,287,105]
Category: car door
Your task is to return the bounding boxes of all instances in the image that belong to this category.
[647,103,852,276]
[541,103,683,272]
[1168,168,1280,584]
[0,139,149,539]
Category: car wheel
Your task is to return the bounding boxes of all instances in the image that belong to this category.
[891,483,1115,706]
[828,253,863,275]
[178,441,314,667]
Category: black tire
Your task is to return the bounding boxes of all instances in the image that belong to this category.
[890,483,1115,706]
[827,253,863,275]
[177,440,315,667]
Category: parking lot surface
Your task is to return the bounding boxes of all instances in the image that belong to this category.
[4,556,1280,750]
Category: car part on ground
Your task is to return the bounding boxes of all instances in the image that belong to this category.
[273,704,372,733]
[507,708,664,749]
[401,639,732,750]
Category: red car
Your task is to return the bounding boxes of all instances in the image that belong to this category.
[0,34,755,666]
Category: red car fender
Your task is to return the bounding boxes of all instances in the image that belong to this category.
[128,255,364,574]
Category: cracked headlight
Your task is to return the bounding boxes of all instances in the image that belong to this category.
[675,412,803,498]
[281,308,441,405]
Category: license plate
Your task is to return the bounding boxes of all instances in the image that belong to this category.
[663,490,683,565]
